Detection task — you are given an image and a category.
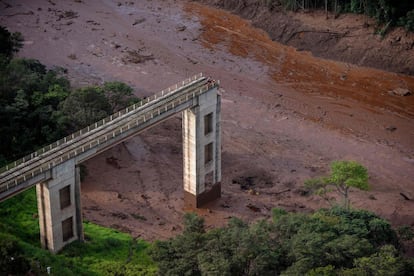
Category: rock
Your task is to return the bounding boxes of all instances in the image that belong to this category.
[400,192,412,201]
[247,189,259,195]
[133,18,146,26]
[176,24,186,32]
[389,88,412,96]
[111,212,128,220]
[123,50,154,64]
[246,203,261,212]
[385,126,397,132]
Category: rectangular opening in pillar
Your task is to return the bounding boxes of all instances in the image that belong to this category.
[62,217,74,242]
[59,185,71,209]
[205,142,213,164]
[204,113,213,135]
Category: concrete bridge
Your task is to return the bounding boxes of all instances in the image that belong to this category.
[0,73,221,252]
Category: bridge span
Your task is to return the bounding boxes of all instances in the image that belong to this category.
[0,73,221,252]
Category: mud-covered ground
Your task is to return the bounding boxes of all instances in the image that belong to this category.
[196,0,414,75]
[1,0,413,251]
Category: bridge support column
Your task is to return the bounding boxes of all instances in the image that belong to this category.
[36,159,83,253]
[183,87,221,208]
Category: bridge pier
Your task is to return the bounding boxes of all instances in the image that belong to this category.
[183,87,221,208]
[1,74,221,253]
[36,160,83,253]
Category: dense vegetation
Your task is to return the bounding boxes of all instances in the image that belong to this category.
[0,26,138,166]
[151,211,414,275]
[1,190,413,275]
[265,0,414,31]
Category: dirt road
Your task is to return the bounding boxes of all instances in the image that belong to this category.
[1,0,413,242]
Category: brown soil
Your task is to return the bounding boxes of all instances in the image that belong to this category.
[197,0,414,75]
[1,0,413,251]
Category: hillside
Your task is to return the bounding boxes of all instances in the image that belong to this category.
[197,0,414,75]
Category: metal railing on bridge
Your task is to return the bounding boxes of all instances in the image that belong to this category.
[0,73,219,195]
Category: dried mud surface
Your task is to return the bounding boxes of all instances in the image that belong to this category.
[197,0,414,75]
[1,0,413,250]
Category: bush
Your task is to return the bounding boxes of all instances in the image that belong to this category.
[0,233,30,275]
[399,10,414,32]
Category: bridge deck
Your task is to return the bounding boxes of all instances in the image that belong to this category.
[0,73,218,200]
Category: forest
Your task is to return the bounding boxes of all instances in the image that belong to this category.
[265,0,414,31]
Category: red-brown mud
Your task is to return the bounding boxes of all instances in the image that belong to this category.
[1,0,413,250]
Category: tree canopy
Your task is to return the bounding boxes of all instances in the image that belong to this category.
[0,26,138,167]
[150,208,412,275]
[305,160,369,209]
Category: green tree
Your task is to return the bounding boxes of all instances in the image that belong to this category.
[341,245,405,276]
[305,160,369,209]
[0,26,23,60]
[102,81,138,112]
[0,233,30,275]
[61,86,112,130]
[307,265,336,276]
[183,213,205,235]
[150,213,206,275]
[150,208,405,275]
[0,58,71,164]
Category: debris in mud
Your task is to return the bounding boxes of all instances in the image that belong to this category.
[246,203,261,212]
[248,189,259,195]
[4,11,34,17]
[67,53,77,60]
[293,188,310,196]
[278,202,306,209]
[86,19,100,26]
[141,194,150,200]
[263,188,291,196]
[56,10,78,21]
[389,88,412,96]
[187,57,198,64]
[220,203,230,208]
[106,156,121,169]
[131,213,147,221]
[85,205,102,211]
[133,17,146,26]
[233,176,255,190]
[385,126,397,132]
[368,194,377,200]
[400,192,412,201]
[176,24,186,32]
[123,49,154,64]
[111,212,129,220]
[232,173,273,190]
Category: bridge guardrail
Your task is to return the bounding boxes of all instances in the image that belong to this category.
[0,76,218,195]
[0,73,204,175]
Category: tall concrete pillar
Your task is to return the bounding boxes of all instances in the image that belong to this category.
[183,87,221,208]
[36,159,83,253]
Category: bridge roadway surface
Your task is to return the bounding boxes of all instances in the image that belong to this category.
[0,73,218,202]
